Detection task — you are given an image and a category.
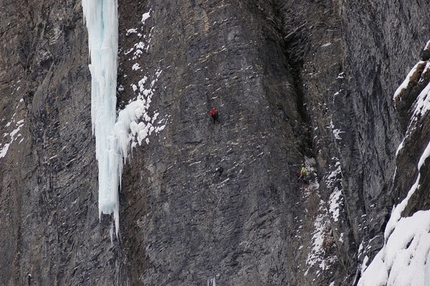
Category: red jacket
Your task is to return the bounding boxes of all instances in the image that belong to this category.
[210,108,217,115]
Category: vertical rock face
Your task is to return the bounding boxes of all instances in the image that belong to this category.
[1,0,430,285]
[119,1,305,285]
[0,1,125,285]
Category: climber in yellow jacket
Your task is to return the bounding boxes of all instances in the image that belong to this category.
[297,165,308,184]
[300,166,307,177]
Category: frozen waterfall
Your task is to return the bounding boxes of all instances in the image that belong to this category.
[82,0,166,238]
[82,0,120,234]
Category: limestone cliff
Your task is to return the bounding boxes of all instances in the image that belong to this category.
[1,0,429,285]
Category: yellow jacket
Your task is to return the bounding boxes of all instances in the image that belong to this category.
[300,167,307,176]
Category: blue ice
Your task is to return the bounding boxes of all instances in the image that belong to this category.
[82,0,120,235]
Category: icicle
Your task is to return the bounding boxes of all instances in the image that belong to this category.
[207,277,216,286]
[110,221,115,245]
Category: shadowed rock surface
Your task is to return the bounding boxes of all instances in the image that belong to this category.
[1,0,430,285]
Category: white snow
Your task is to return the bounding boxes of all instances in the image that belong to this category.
[358,130,430,286]
[306,199,328,269]
[337,72,345,79]
[141,11,151,24]
[395,139,405,156]
[0,144,9,158]
[328,188,342,223]
[0,125,23,157]
[132,63,141,71]
[124,12,153,61]
[302,157,344,277]
[395,57,430,154]
[115,69,166,149]
[411,75,430,122]
[359,209,430,286]
[126,28,138,36]
[304,178,338,275]
[425,40,430,51]
[326,160,343,223]
[359,53,430,285]
[305,195,337,275]
[330,120,345,140]
[0,100,25,159]
[393,61,428,100]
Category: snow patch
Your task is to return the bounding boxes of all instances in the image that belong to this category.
[0,99,25,158]
[305,198,336,274]
[124,10,153,60]
[132,63,141,71]
[359,210,430,286]
[328,188,342,223]
[411,77,430,122]
[141,11,151,24]
[358,139,430,286]
[326,160,343,223]
[120,69,166,148]
[337,72,345,79]
[393,61,429,101]
[330,120,345,140]
[301,158,340,277]
[302,158,344,277]
[126,28,138,36]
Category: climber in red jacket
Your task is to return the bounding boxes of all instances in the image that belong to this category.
[210,108,219,124]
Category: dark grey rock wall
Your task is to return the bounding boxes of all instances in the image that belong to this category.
[1,0,430,285]
[118,1,305,285]
[0,1,126,285]
[338,0,430,275]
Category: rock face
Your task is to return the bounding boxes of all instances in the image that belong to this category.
[1,0,430,285]
[0,1,124,285]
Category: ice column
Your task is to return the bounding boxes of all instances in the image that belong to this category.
[82,0,120,234]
